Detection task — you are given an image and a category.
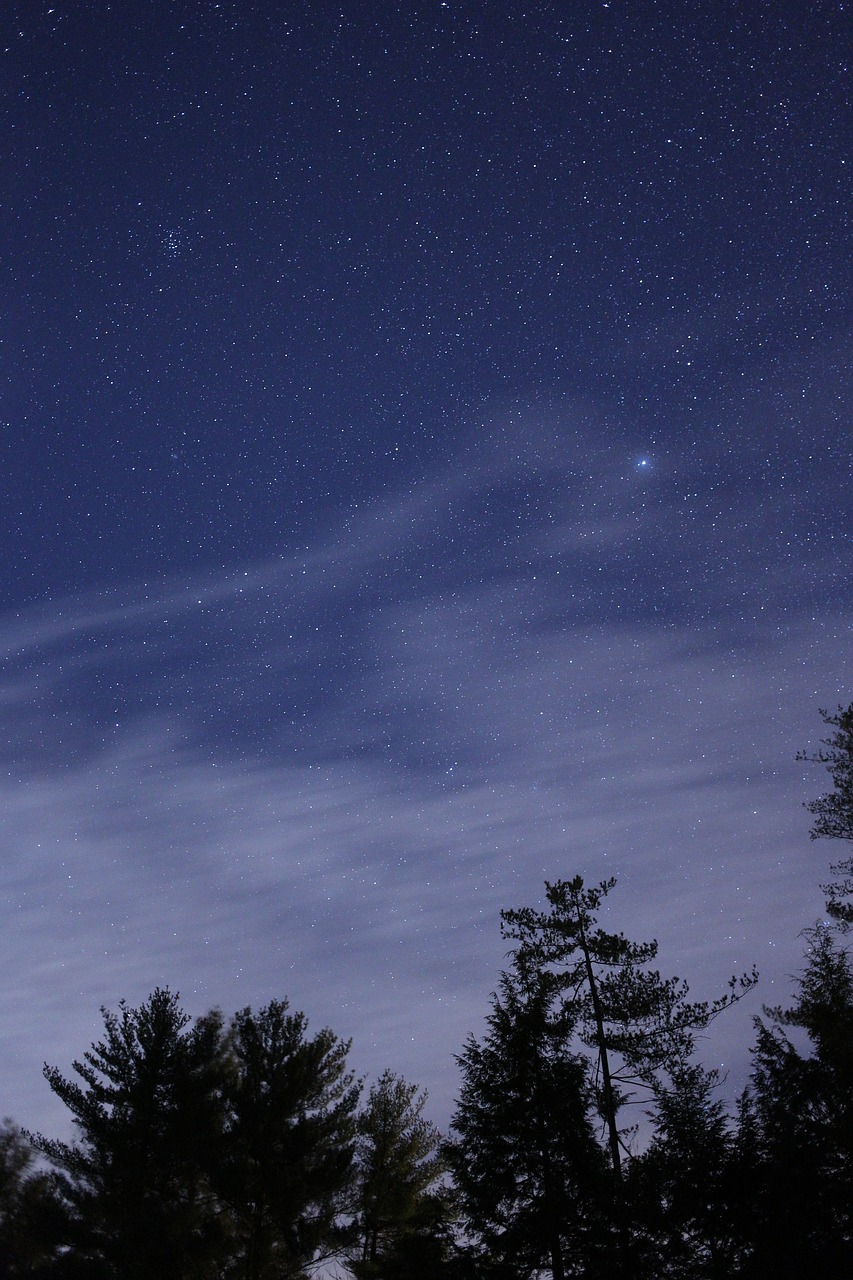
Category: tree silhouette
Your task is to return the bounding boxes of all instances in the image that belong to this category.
[450,954,612,1280]
[349,1070,447,1279]
[0,1120,66,1278]
[742,924,853,1276]
[500,877,757,1277]
[33,991,359,1279]
[34,988,226,1279]
[211,999,359,1279]
[798,701,853,924]
[631,1065,746,1277]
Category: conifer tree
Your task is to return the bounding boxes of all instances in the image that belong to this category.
[450,954,612,1280]
[34,991,359,1279]
[632,1065,745,1278]
[212,999,359,1280]
[743,924,853,1276]
[500,877,756,1277]
[34,988,226,1280]
[349,1070,446,1279]
[798,701,853,924]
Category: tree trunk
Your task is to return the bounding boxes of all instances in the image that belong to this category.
[574,891,631,1279]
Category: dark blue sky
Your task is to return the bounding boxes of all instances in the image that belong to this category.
[1,0,851,1138]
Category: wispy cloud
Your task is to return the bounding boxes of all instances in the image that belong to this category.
[1,412,848,1134]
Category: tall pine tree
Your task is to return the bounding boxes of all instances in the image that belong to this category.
[500,877,756,1278]
[450,954,612,1280]
[34,988,226,1280]
[211,999,359,1280]
[348,1070,447,1280]
[743,925,853,1276]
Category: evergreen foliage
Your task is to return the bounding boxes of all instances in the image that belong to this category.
[501,875,756,1277]
[214,999,359,1279]
[742,925,853,1276]
[34,987,226,1279]
[349,1069,445,1278]
[630,1065,746,1277]
[32,990,358,1280]
[502,877,757,1131]
[449,956,612,1280]
[798,701,853,923]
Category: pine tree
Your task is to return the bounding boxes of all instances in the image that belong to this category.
[744,925,853,1276]
[450,955,612,1280]
[34,988,227,1280]
[500,877,756,1277]
[798,701,853,924]
[631,1065,744,1278]
[349,1070,446,1279]
[34,992,360,1279]
[212,999,359,1280]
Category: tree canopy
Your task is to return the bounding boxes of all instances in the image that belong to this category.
[32,990,359,1280]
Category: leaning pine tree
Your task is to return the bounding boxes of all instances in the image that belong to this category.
[500,877,757,1279]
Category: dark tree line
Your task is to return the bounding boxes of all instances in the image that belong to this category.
[2,703,852,1278]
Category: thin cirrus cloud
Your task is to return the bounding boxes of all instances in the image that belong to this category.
[1,413,848,1135]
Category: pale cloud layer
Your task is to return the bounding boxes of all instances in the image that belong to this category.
[2,414,849,1136]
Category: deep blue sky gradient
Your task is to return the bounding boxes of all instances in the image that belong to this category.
[1,0,851,1138]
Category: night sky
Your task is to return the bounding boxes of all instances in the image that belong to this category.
[2,0,851,1140]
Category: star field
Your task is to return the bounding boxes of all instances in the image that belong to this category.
[1,0,851,1136]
